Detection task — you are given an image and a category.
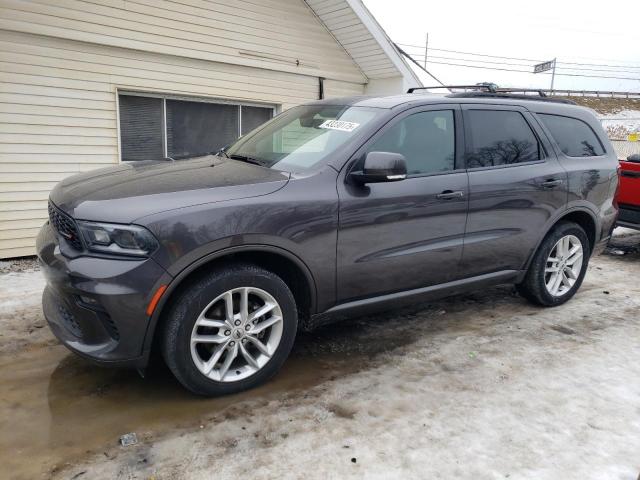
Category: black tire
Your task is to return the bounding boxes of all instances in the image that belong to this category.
[517,221,590,307]
[161,263,298,396]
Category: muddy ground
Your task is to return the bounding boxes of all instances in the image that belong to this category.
[0,229,639,480]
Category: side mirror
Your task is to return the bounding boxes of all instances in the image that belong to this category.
[350,152,407,184]
[627,154,640,163]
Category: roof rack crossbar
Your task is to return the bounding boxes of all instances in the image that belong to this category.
[407,85,498,94]
[496,88,548,97]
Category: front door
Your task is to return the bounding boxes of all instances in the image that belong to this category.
[459,105,568,276]
[336,105,469,302]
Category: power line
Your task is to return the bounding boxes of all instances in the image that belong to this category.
[418,59,640,81]
[551,71,640,81]
[407,53,640,75]
[558,61,640,70]
[418,59,541,74]
[551,57,640,68]
[396,42,640,70]
[410,54,535,68]
[393,43,447,87]
[556,65,640,75]
[396,43,542,62]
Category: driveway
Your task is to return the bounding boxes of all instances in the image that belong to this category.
[1,229,639,480]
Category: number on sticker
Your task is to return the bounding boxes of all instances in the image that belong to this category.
[319,120,360,132]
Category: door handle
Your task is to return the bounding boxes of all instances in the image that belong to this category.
[540,179,564,188]
[436,190,464,199]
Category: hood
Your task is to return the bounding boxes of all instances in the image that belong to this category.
[50,156,290,223]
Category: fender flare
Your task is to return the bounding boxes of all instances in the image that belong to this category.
[521,206,599,273]
[140,244,318,358]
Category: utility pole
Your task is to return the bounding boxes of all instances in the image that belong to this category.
[424,33,429,69]
[550,58,557,93]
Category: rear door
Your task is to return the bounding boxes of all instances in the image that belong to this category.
[460,105,568,276]
[336,105,469,302]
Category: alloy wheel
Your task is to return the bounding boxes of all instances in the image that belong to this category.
[190,287,283,382]
[544,234,584,297]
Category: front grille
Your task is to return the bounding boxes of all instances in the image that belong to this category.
[48,201,83,250]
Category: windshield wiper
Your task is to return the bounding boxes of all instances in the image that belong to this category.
[229,154,266,167]
[163,150,230,161]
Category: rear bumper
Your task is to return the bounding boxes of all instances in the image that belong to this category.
[617,221,640,231]
[37,222,168,367]
[617,204,640,231]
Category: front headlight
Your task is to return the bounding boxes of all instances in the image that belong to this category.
[77,221,159,257]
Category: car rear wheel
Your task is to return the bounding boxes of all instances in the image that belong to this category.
[517,222,590,307]
[161,264,298,396]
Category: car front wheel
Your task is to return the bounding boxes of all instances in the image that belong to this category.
[161,264,298,396]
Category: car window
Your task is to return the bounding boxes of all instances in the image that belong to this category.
[465,110,541,168]
[226,105,383,173]
[537,113,605,157]
[366,110,456,176]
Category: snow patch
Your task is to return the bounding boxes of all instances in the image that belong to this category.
[598,109,640,139]
[0,271,46,316]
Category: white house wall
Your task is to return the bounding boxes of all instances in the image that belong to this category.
[0,0,369,258]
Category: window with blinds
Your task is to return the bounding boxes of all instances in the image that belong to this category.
[118,95,164,161]
[118,94,274,161]
[241,106,274,136]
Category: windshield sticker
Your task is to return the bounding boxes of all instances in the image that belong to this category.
[318,119,360,132]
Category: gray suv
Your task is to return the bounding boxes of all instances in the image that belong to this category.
[37,89,619,396]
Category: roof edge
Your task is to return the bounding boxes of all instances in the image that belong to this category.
[344,0,422,88]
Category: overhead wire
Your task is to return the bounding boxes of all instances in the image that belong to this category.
[395,45,640,81]
[396,42,640,72]
[406,53,640,75]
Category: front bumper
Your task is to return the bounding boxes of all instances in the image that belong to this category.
[37,222,169,367]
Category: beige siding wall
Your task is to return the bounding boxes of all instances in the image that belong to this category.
[323,79,365,97]
[0,0,366,83]
[0,0,366,258]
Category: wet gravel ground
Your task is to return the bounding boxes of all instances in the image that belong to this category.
[0,256,39,274]
[0,229,639,480]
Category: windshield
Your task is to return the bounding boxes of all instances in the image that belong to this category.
[225,105,383,173]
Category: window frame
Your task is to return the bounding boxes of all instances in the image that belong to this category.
[535,113,607,158]
[115,89,277,162]
[461,104,550,172]
[346,104,465,180]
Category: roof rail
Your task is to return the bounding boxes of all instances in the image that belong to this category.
[448,91,577,105]
[407,85,578,104]
[407,85,497,94]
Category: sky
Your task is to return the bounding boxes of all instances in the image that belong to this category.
[363,0,640,92]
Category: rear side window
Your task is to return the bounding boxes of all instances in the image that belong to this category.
[538,114,605,157]
[464,110,541,168]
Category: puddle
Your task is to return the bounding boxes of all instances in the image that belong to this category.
[0,315,417,480]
